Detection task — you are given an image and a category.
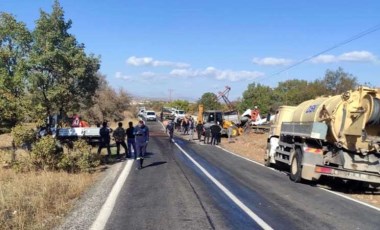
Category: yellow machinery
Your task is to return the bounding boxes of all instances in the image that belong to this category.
[266,87,380,185]
[197,104,204,124]
[198,104,242,137]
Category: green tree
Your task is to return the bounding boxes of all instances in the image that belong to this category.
[28,0,100,121]
[0,13,32,128]
[168,99,190,111]
[322,67,357,95]
[273,79,314,106]
[198,92,222,110]
[238,83,273,114]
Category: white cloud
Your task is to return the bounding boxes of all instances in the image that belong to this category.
[311,51,377,64]
[115,71,132,80]
[141,71,157,77]
[252,57,293,66]
[126,56,190,68]
[338,51,376,62]
[311,54,337,64]
[170,66,264,82]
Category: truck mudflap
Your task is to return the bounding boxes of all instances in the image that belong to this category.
[314,165,380,184]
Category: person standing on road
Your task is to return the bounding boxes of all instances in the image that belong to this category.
[113,122,128,159]
[126,121,137,159]
[204,125,211,144]
[188,117,195,141]
[210,122,222,145]
[97,121,112,159]
[196,121,204,142]
[166,120,175,143]
[134,120,150,169]
[175,117,182,132]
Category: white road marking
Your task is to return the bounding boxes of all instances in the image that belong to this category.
[318,187,380,212]
[160,121,380,214]
[90,159,134,230]
[174,142,273,230]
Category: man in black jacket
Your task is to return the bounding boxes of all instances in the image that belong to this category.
[97,122,112,157]
[210,122,222,145]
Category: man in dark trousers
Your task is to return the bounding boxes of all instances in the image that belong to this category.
[196,121,204,142]
[204,126,211,144]
[126,121,137,159]
[134,120,150,169]
[113,122,128,159]
[166,120,175,143]
[210,122,222,145]
[97,121,112,159]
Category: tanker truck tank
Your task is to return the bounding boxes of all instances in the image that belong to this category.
[291,87,380,153]
[265,87,380,185]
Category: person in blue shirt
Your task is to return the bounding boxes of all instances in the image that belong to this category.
[134,120,149,169]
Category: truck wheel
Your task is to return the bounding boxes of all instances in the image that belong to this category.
[290,148,302,182]
[231,126,239,137]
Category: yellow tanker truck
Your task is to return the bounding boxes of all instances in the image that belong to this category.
[265,87,380,184]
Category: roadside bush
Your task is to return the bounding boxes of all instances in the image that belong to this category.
[31,136,63,171]
[11,124,36,151]
[58,139,100,173]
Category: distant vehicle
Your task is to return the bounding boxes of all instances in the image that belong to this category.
[38,114,102,145]
[240,108,274,125]
[172,109,186,118]
[198,105,241,137]
[161,107,175,120]
[138,108,146,117]
[144,111,157,121]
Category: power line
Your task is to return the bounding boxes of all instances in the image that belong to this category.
[168,89,174,102]
[265,23,380,78]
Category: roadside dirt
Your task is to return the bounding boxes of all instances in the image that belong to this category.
[219,130,380,209]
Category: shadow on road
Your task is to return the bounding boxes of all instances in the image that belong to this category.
[143,161,167,168]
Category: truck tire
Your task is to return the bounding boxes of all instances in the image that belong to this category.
[231,126,239,137]
[290,148,302,182]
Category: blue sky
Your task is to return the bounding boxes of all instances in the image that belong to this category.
[1,0,380,101]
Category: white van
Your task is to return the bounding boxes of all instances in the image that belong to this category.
[145,111,157,121]
[173,109,185,118]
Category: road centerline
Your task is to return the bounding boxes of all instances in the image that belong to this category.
[174,142,273,230]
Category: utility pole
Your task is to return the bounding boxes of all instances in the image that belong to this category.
[168,89,174,102]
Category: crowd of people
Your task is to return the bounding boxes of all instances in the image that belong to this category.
[97,120,149,169]
[96,114,224,169]
[166,116,223,145]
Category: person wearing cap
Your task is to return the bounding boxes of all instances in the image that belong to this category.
[134,120,150,169]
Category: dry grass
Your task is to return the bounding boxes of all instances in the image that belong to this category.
[0,110,137,229]
[0,166,97,229]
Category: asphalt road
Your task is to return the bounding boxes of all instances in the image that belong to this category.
[99,121,380,230]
